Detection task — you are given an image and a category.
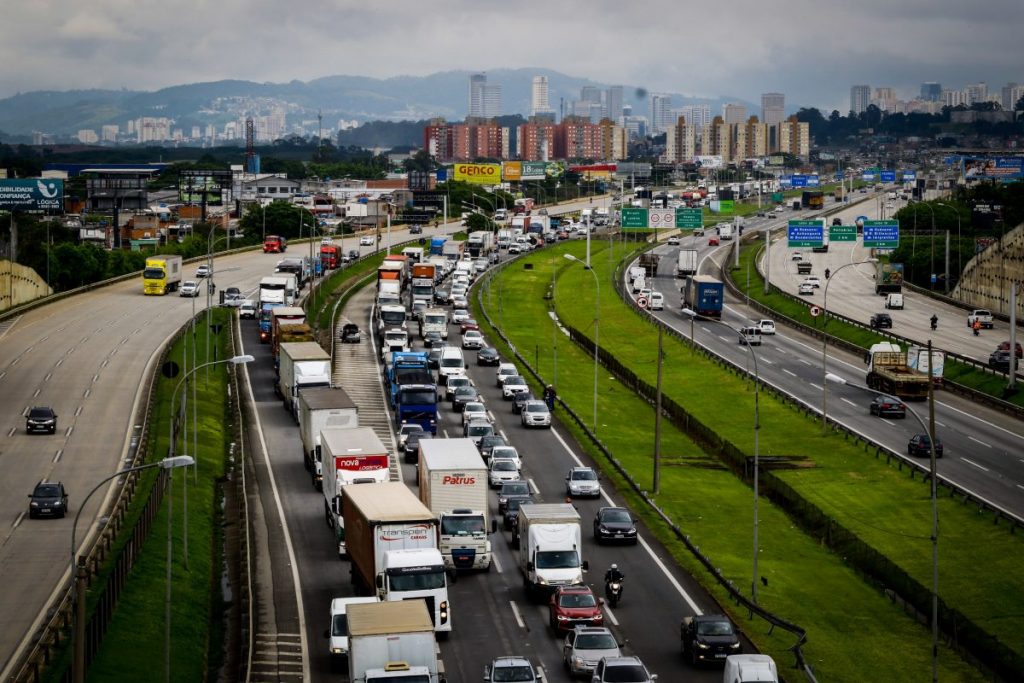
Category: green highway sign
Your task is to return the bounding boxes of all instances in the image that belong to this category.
[829,224,857,242]
[621,207,648,230]
[675,207,702,229]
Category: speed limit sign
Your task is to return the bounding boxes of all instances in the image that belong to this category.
[809,306,822,317]
[637,297,649,308]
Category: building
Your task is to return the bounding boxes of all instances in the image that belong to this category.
[872,87,897,112]
[468,73,502,118]
[77,129,98,144]
[556,116,606,160]
[424,117,506,162]
[664,116,697,163]
[677,104,712,135]
[531,76,553,116]
[101,125,119,143]
[649,93,673,134]
[621,116,647,139]
[723,103,747,125]
[742,117,768,159]
[1001,83,1024,111]
[761,93,785,125]
[920,82,942,102]
[964,82,988,106]
[850,85,871,114]
[941,89,966,108]
[518,117,557,160]
[606,86,624,123]
[773,116,810,160]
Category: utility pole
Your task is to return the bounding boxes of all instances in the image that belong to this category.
[653,326,664,494]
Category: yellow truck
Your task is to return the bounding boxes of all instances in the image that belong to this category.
[143,255,183,295]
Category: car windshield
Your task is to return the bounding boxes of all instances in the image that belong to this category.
[697,619,735,636]
[601,509,631,523]
[558,592,597,608]
[572,470,597,481]
[331,614,347,636]
[29,408,53,418]
[465,402,485,413]
[492,447,518,459]
[505,376,526,386]
[576,633,617,650]
[491,665,534,682]
[35,485,61,497]
[536,550,580,569]
[441,516,485,535]
[399,389,436,405]
[455,387,476,397]
[526,403,547,413]
[493,460,518,472]
[425,314,446,325]
[387,569,446,592]
[502,482,529,496]
[467,423,493,437]
[441,357,464,368]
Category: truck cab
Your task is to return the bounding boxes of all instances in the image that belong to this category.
[378,548,451,634]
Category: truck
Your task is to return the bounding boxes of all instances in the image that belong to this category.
[513,197,534,214]
[497,229,514,249]
[875,263,904,295]
[259,275,292,306]
[320,243,340,269]
[377,304,408,333]
[683,275,724,319]
[639,252,660,278]
[429,236,448,256]
[263,234,287,253]
[467,231,495,257]
[418,439,493,571]
[142,255,182,295]
[298,386,358,480]
[419,308,448,340]
[441,240,465,261]
[258,302,283,343]
[525,215,550,234]
[967,309,994,329]
[676,249,698,278]
[907,345,946,387]
[377,281,402,308]
[271,306,306,361]
[865,342,931,399]
[276,257,308,290]
[386,352,438,431]
[378,261,405,289]
[717,223,735,241]
[402,246,424,264]
[383,255,411,288]
[322,427,391,556]
[278,341,332,419]
[801,190,824,210]
[411,263,437,306]
[346,601,444,683]
[514,503,587,600]
[342,482,451,634]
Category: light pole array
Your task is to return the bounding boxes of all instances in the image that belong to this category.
[563,254,600,434]
[935,201,961,296]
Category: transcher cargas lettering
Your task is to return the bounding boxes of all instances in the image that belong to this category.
[442,475,476,485]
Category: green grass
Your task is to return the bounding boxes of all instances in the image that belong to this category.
[309,245,410,330]
[474,240,1014,682]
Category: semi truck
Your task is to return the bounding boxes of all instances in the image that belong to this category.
[467,231,495,257]
[682,275,724,319]
[386,352,438,433]
[275,257,308,290]
[441,240,465,261]
[801,190,825,209]
[377,281,402,307]
[298,386,359,481]
[638,252,660,278]
[278,341,332,419]
[346,601,445,683]
[874,263,904,295]
[865,342,931,399]
[342,482,451,634]
[515,504,587,600]
[429,236,448,256]
[320,243,340,269]
[411,263,437,306]
[676,249,698,278]
[259,275,292,306]
[271,306,306,361]
[142,255,182,295]
[418,439,493,571]
[419,308,448,340]
[322,427,392,556]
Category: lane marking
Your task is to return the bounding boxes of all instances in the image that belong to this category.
[6,428,15,437]
[65,427,73,438]
[841,398,857,407]
[968,436,992,448]
[809,383,823,391]
[880,418,894,427]
[798,358,812,366]
[55,359,63,367]
[934,420,946,428]
[782,369,797,377]
[44,372,52,382]
[53,450,63,463]
[603,603,620,626]
[509,600,526,629]
[499,429,509,441]
[961,457,989,472]
[760,358,773,365]
[12,512,25,529]
[491,552,502,574]
[33,389,40,398]
[528,478,539,495]
[75,406,83,417]
[83,389,90,399]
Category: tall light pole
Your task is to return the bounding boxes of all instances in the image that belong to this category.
[821,259,877,432]
[935,201,961,295]
[683,307,762,603]
[564,254,600,434]
[70,455,195,683]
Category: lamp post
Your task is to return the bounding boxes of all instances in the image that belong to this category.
[821,258,877,432]
[935,201,961,295]
[909,200,937,289]
[70,455,195,683]
[564,254,600,434]
[682,307,762,603]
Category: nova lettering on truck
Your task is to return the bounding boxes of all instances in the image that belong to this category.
[335,455,389,471]
[441,475,476,485]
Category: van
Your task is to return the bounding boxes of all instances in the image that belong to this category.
[632,275,646,293]
[723,654,778,683]
[438,346,467,381]
[885,293,904,310]
[649,291,665,310]
[797,261,812,275]
[738,326,762,346]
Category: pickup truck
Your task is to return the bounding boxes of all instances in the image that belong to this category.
[967,309,994,329]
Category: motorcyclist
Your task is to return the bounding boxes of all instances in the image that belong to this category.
[930,314,938,331]
[824,268,831,279]
[604,563,624,585]
[972,318,981,336]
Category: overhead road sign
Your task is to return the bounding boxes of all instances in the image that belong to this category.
[648,209,674,228]
[787,220,824,248]
[620,207,648,230]
[830,224,857,242]
[675,207,702,229]
[880,171,897,183]
[863,220,900,249]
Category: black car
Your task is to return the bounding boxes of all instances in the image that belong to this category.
[503,495,532,530]
[422,330,444,348]
[989,349,1013,372]
[869,313,893,329]
[498,480,531,515]
[477,346,500,366]
[451,386,479,412]
[26,406,57,434]
[869,395,906,418]
[593,507,638,544]
[511,391,535,415]
[434,288,450,305]
[404,430,432,464]
[28,480,68,518]
[478,434,508,462]
[680,615,742,665]
[347,249,360,261]
[426,346,445,370]
[908,434,943,458]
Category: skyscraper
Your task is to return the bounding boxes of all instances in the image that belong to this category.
[761,93,785,125]
[605,86,624,123]
[850,85,871,114]
[649,93,673,134]
[469,74,487,117]
[723,103,747,125]
[531,76,552,116]
[920,82,942,102]
[964,82,988,106]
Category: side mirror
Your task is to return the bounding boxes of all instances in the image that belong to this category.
[526,561,534,571]
[650,675,658,681]
[483,666,491,682]
[375,575,384,590]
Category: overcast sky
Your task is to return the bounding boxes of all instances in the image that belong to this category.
[3,0,1022,112]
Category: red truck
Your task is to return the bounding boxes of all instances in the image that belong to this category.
[263,235,288,253]
[320,244,340,269]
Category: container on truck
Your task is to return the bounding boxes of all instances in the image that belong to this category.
[411,263,437,305]
[347,601,445,683]
[402,246,424,264]
[526,215,550,234]
[342,482,451,634]
[142,255,182,295]
[418,439,493,570]
[275,257,308,290]
[298,386,358,481]
[442,240,465,261]
[429,236,448,256]
[378,261,405,288]
[278,341,332,419]
[467,231,495,257]
[377,281,402,307]
[514,503,587,600]
[322,427,391,556]
[717,224,734,241]
[874,263,904,295]
[865,342,930,399]
[259,275,294,305]
[638,252,660,278]
[383,255,411,287]
[906,345,945,387]
[497,229,513,249]
[271,306,306,360]
[676,249,698,277]
[683,275,724,319]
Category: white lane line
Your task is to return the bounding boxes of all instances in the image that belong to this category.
[841,398,857,407]
[55,359,63,367]
[809,383,823,391]
[774,347,787,355]
[783,369,797,377]
[603,603,620,626]
[44,372,52,382]
[92,374,99,383]
[0,371,5,379]
[53,450,63,463]
[75,406,83,417]
[6,428,14,437]
[65,426,73,438]
[83,389,90,399]
[537,665,548,682]
[442,429,450,438]
[880,419,895,427]
[488,411,496,422]
[509,600,526,629]
[967,436,992,448]
[491,552,502,574]
[1018,484,1024,491]
[798,358,812,366]
[717,335,729,343]
[961,457,989,472]
[528,478,539,495]
[760,358,773,365]
[500,429,509,441]
[12,512,25,529]
[934,420,946,428]
[33,389,40,397]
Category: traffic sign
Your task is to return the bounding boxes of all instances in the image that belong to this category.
[648,209,674,228]
[636,297,648,309]
[830,225,857,242]
[863,220,900,249]
[621,207,648,230]
[809,306,822,317]
[880,171,897,183]
[787,220,824,248]
[675,207,702,229]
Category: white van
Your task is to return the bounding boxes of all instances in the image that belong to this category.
[438,346,467,381]
[723,654,778,683]
[885,292,904,310]
[632,275,646,293]
[649,291,665,310]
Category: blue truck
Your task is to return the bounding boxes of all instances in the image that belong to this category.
[430,236,448,256]
[258,302,283,343]
[682,275,724,319]
[386,352,438,433]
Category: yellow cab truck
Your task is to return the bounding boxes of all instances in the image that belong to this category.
[142,255,183,295]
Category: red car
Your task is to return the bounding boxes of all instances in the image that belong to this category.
[708,236,720,246]
[997,341,1023,359]
[548,585,603,634]
[460,319,480,334]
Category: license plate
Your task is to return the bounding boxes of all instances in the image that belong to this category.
[714,654,727,659]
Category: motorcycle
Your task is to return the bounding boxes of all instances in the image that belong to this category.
[605,579,623,608]
[930,316,938,331]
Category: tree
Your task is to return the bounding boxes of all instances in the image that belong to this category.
[1015,96,1024,112]
[403,149,436,173]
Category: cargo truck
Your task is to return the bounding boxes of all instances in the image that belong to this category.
[320,243,340,269]
[347,601,445,683]
[342,482,451,634]
[418,308,448,340]
[298,386,359,481]
[907,345,945,388]
[515,504,587,600]
[467,231,495,257]
[259,275,291,306]
[377,281,402,308]
[322,427,392,556]
[638,252,660,278]
[383,255,410,288]
[441,241,465,261]
[676,249,698,278]
[271,306,306,360]
[278,341,332,419]
[875,263,905,295]
[386,351,438,433]
[402,246,425,264]
[865,342,930,399]
[429,236,448,256]
[682,275,724,319]
[142,255,182,295]
[275,257,308,290]
[418,439,493,571]
[411,263,437,306]
[263,234,287,253]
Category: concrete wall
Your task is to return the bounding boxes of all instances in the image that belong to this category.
[0,260,53,312]
[954,222,1024,317]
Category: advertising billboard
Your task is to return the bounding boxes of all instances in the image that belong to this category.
[519,161,547,180]
[502,162,522,182]
[964,157,1024,181]
[0,179,64,211]
[570,164,616,180]
[877,263,904,287]
[695,155,724,169]
[454,163,501,185]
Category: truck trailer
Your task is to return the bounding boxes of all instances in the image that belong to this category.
[676,249,698,278]
[347,601,444,683]
[682,275,724,318]
[142,255,182,295]
[322,427,392,557]
[278,341,332,420]
[298,386,359,482]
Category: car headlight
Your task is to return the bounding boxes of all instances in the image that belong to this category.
[697,642,710,649]
[730,642,741,649]
[557,614,570,621]
[536,576,549,585]
[54,501,63,507]
[30,502,39,507]
[331,647,344,654]
[572,656,584,667]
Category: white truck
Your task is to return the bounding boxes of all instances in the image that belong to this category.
[278,342,332,420]
[676,248,698,278]
[907,345,946,387]
[377,304,408,333]
[467,231,495,257]
[717,223,735,241]
[497,229,513,249]
[322,427,392,558]
[259,275,291,306]
[347,601,445,683]
[343,482,451,635]
[298,386,359,486]
[514,503,588,600]
[401,246,425,264]
[419,308,449,340]
[378,280,402,307]
[418,439,494,571]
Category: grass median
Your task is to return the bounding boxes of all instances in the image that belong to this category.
[475,239,1012,682]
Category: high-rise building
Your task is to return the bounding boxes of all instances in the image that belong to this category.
[469,74,501,118]
[941,89,965,108]
[580,86,602,105]
[850,85,871,114]
[1003,83,1024,111]
[531,76,552,116]
[101,125,119,142]
[964,82,988,106]
[723,103,747,125]
[920,82,942,102]
[517,117,557,160]
[677,104,712,135]
[665,116,696,163]
[606,86,624,123]
[761,93,785,125]
[773,116,810,159]
[77,129,98,144]
[649,93,673,134]
[872,87,896,112]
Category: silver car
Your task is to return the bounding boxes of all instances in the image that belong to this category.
[563,627,621,677]
[566,467,601,498]
[464,419,495,445]
[501,375,530,399]
[520,400,551,428]
[488,458,521,488]
[461,401,489,428]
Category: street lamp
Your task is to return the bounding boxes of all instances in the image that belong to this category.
[820,258,877,432]
[682,307,762,603]
[935,201,961,295]
[70,455,195,683]
[825,370,939,682]
[563,254,600,434]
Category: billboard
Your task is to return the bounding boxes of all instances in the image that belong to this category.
[695,155,724,169]
[519,161,547,180]
[964,157,1024,181]
[877,263,904,288]
[454,163,501,185]
[0,179,64,211]
[502,162,522,182]
[571,164,617,180]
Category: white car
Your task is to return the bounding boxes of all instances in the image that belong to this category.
[667,236,680,245]
[451,295,469,309]
[566,467,601,498]
[195,264,211,278]
[461,401,489,428]
[462,330,485,350]
[798,282,815,296]
[508,244,523,255]
[501,375,530,399]
[791,252,803,261]
[520,400,552,428]
[452,309,472,324]
[179,280,200,297]
[445,375,473,402]
[756,319,776,335]
[238,300,257,319]
[397,423,424,450]
[489,458,522,488]
[648,292,664,311]
[804,276,821,288]
[490,446,521,469]
[496,363,518,386]
[359,235,375,246]
[464,418,495,445]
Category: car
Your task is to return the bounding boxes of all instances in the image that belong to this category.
[549,585,603,635]
[989,349,1014,372]
[26,406,58,434]
[464,418,495,445]
[870,313,893,329]
[397,423,425,451]
[238,300,257,319]
[179,280,200,297]
[557,230,570,240]
[497,480,531,515]
[590,656,656,683]
[433,288,450,305]
[502,495,531,531]
[869,394,906,418]
[195,264,211,278]
[562,626,622,677]
[409,224,423,234]
[452,385,480,412]
[693,227,705,237]
[339,323,361,344]
[738,326,762,346]
[756,319,776,335]
[403,430,432,464]
[996,340,1024,359]
[496,363,519,386]
[359,235,375,246]
[28,480,68,518]
[804,276,821,288]
[908,433,943,458]
[565,467,600,498]
[501,375,530,399]
[593,507,638,544]
[462,329,485,350]
[483,655,540,682]
[452,295,469,309]
[791,252,803,261]
[756,211,765,217]
[708,236,720,246]
[477,346,500,366]
[521,400,552,428]
[452,308,472,324]
[462,401,489,427]
[798,283,814,296]
[767,211,777,218]
[490,446,521,469]
[422,330,444,348]
[508,244,523,255]
[460,319,481,335]
[220,286,243,306]
[478,434,509,462]
[346,249,360,261]
[427,346,445,370]
[511,390,535,415]
[667,236,680,245]
[411,300,428,319]
[445,375,473,402]
[680,615,742,665]
[489,458,522,488]
[474,258,490,272]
